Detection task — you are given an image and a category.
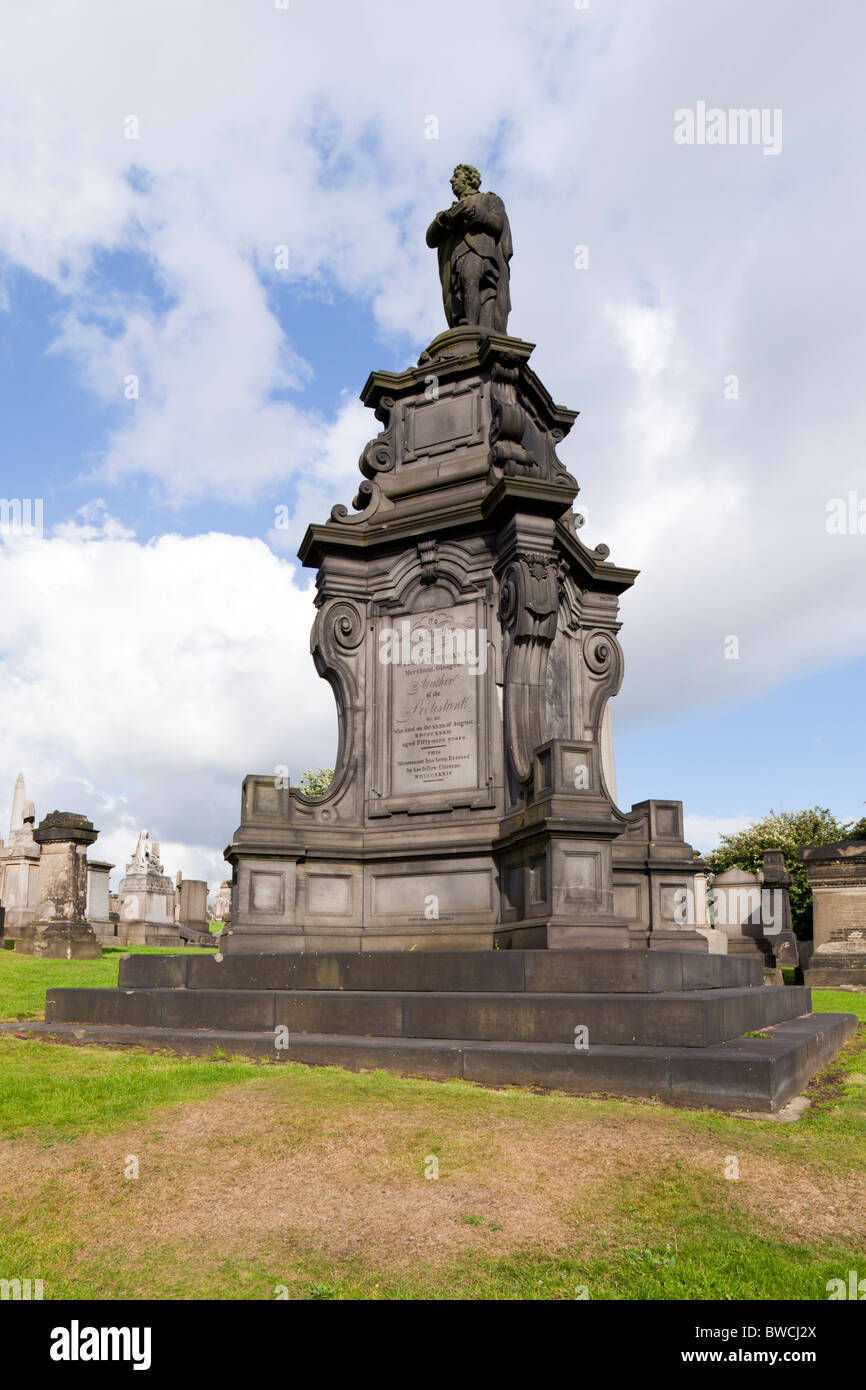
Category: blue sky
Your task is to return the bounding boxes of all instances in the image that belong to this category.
[1,0,864,884]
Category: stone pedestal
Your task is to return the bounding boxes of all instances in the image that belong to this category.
[612,800,710,952]
[14,812,101,959]
[801,841,866,987]
[223,325,706,956]
[87,860,116,944]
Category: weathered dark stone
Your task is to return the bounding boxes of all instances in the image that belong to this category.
[14,811,101,959]
[5,1010,856,1113]
[116,948,761,995]
[426,165,512,333]
[46,975,811,1049]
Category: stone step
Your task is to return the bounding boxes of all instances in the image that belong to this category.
[45,983,811,1048]
[1,1012,856,1113]
[116,947,762,995]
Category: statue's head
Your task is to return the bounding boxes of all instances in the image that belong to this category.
[451,164,481,199]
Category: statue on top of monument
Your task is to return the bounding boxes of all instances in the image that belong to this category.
[426,164,512,334]
[130,830,149,871]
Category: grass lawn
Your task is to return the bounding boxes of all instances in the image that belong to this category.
[0,948,863,1300]
[0,944,215,1021]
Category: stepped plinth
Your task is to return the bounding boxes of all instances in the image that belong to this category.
[2,947,850,1113]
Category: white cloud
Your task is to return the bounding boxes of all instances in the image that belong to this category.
[0,524,337,879]
[0,0,863,773]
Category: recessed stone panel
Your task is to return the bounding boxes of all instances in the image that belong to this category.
[403,388,480,459]
[388,605,482,796]
[371,866,494,922]
[614,884,640,921]
[250,871,285,915]
[306,873,353,917]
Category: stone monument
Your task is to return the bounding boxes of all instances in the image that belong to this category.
[20,169,856,1114]
[426,163,512,333]
[14,812,101,958]
[86,859,116,943]
[176,877,212,946]
[116,832,180,946]
[212,881,232,923]
[0,774,42,936]
[801,840,866,986]
[709,850,799,982]
[222,168,708,956]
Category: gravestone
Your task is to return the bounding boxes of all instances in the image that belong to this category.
[801,841,866,986]
[708,850,798,982]
[179,878,208,928]
[86,860,115,943]
[116,832,181,946]
[212,881,232,923]
[0,775,42,936]
[176,877,212,946]
[14,812,101,958]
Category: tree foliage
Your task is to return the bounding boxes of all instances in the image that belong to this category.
[298,768,334,797]
[704,806,866,939]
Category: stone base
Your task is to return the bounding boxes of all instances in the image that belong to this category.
[14,921,101,959]
[642,929,710,954]
[804,953,866,989]
[26,948,858,1112]
[113,920,187,948]
[219,919,643,955]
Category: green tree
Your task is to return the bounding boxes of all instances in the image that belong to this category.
[298,768,334,797]
[705,806,866,939]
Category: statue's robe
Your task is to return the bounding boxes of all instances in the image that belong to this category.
[426,191,512,333]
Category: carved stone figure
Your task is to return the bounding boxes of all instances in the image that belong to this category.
[129,830,149,870]
[426,165,512,333]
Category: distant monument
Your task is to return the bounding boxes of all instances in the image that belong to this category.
[87,860,116,943]
[14,812,101,958]
[116,832,179,946]
[0,774,41,935]
[801,840,866,986]
[708,850,799,983]
[176,873,212,946]
[212,881,232,923]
